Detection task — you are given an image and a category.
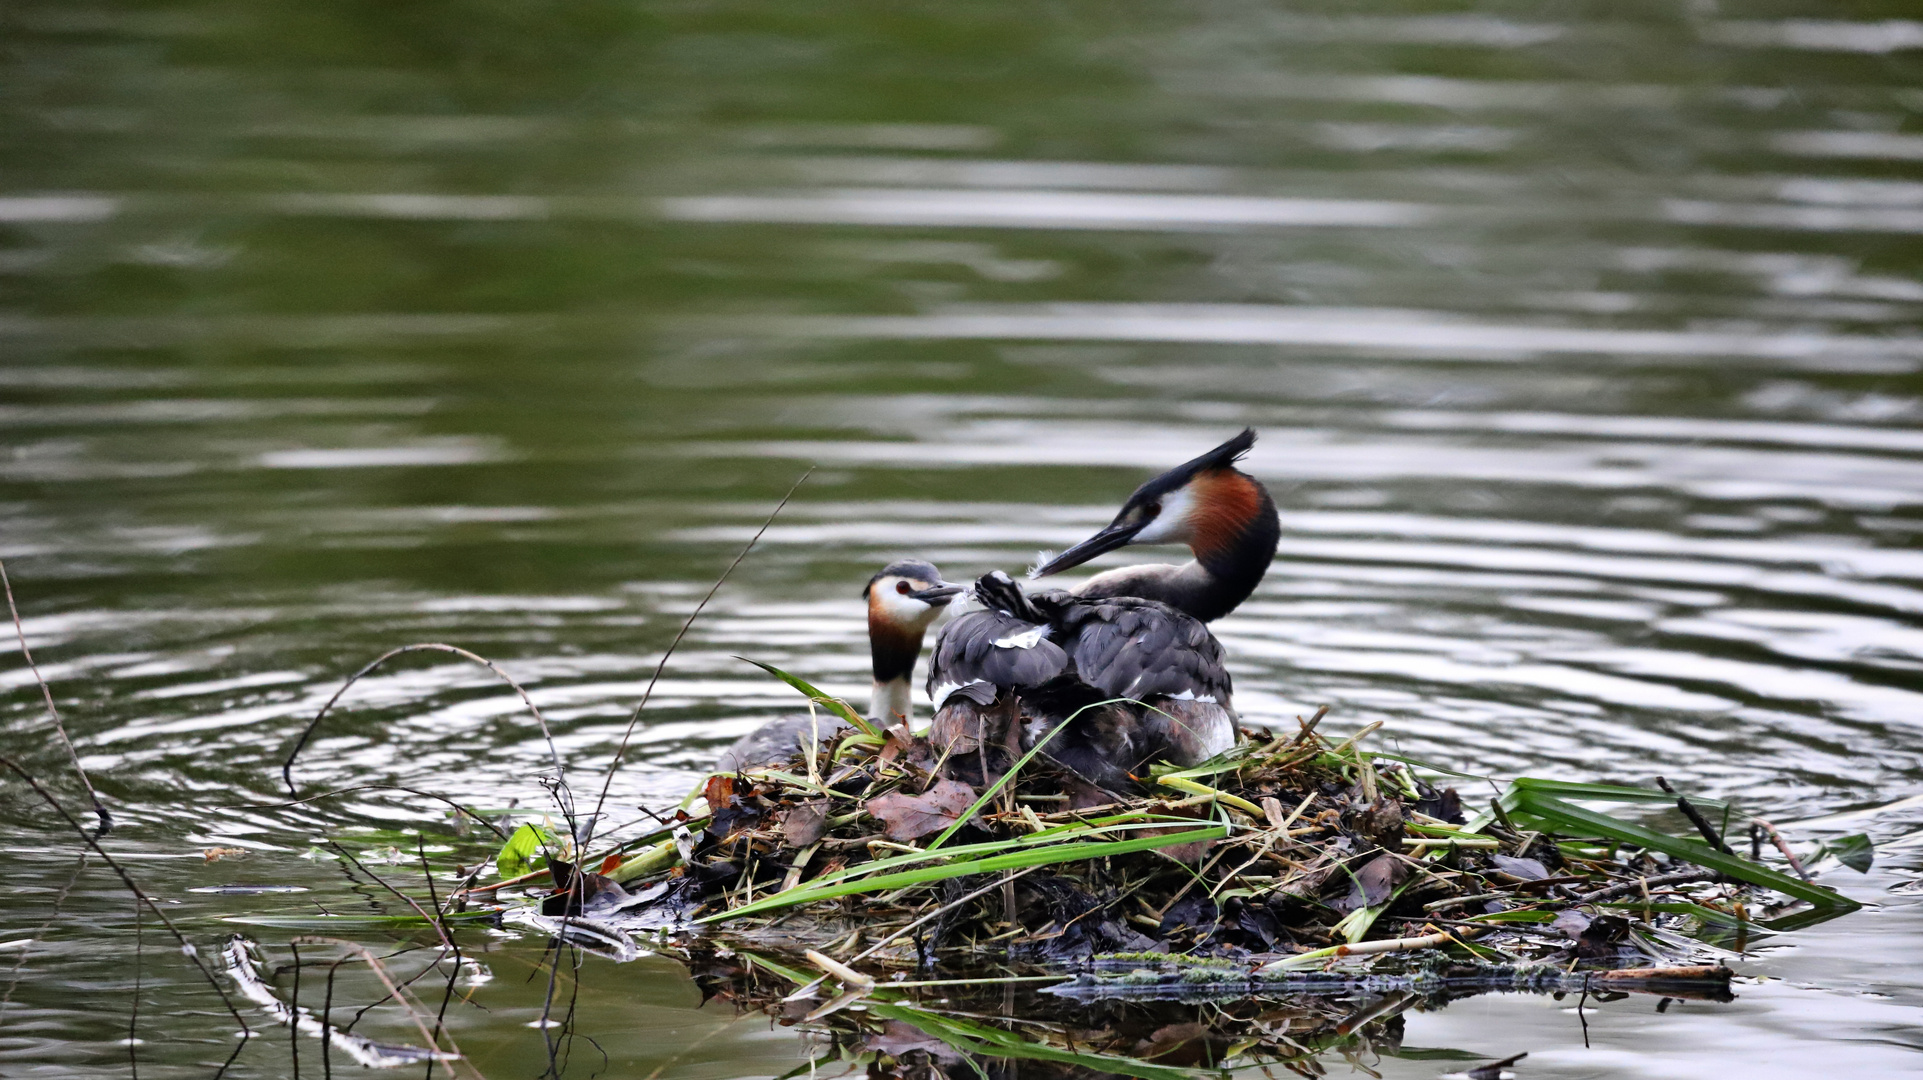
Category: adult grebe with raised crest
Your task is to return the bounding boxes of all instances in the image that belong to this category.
[925,431,1279,791]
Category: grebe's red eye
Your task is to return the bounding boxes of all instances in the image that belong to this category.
[895,580,912,595]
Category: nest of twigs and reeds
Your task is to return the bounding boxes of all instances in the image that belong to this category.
[455,668,1856,1006]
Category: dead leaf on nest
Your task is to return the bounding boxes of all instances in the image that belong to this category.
[865,779,976,842]
[1338,852,1409,912]
[878,727,937,771]
[782,799,831,847]
[1491,854,1551,881]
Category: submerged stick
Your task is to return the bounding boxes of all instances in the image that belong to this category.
[0,557,111,831]
[0,757,251,1077]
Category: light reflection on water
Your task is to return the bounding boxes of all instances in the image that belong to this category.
[3,0,1923,1075]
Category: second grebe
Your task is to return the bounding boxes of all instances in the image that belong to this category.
[716,559,960,772]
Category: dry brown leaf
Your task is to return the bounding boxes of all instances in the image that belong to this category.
[782,799,831,847]
[1339,852,1409,912]
[865,778,976,842]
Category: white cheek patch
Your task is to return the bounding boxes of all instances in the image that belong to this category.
[1133,487,1196,545]
[873,578,937,625]
[993,626,1050,649]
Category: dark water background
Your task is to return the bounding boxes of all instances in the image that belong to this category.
[4,0,1923,1075]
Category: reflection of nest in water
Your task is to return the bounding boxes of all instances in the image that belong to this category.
[692,946,1412,1080]
[685,947,1732,1080]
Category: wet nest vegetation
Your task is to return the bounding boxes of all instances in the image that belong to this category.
[462,687,1855,1006]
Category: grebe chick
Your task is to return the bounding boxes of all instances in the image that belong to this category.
[715,560,959,772]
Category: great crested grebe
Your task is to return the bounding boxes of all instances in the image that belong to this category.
[1032,427,1279,623]
[923,430,1279,790]
[715,559,960,772]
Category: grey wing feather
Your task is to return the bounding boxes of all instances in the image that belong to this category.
[926,609,1069,700]
[1057,599,1231,703]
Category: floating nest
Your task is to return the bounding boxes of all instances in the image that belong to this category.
[462,701,1849,1002]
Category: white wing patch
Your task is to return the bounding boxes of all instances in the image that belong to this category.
[1167,688,1219,704]
[992,626,1051,649]
[931,679,988,709]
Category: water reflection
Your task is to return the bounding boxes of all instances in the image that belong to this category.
[3,0,1923,1074]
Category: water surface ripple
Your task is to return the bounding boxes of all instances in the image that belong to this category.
[2,0,1922,1076]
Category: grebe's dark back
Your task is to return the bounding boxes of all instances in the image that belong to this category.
[925,430,1277,790]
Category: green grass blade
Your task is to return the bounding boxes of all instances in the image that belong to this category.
[737,657,883,738]
[702,825,1226,923]
[927,706,1090,853]
[1505,788,1857,911]
[495,821,551,879]
[1462,776,1738,835]
[743,818,1149,896]
[1511,777,1735,814]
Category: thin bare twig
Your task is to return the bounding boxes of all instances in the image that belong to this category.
[0,557,110,831]
[419,836,462,1080]
[1752,817,1813,881]
[129,892,142,1080]
[0,757,250,1077]
[1575,868,1719,904]
[289,940,301,1080]
[1289,704,1331,746]
[322,956,338,1080]
[222,785,510,842]
[582,468,811,851]
[0,851,87,1019]
[328,842,453,954]
[281,643,576,839]
[1655,777,1733,855]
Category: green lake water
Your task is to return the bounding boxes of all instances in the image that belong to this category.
[3,0,1923,1075]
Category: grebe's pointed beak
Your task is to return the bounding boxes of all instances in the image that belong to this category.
[1033,520,1143,577]
[909,582,963,606]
